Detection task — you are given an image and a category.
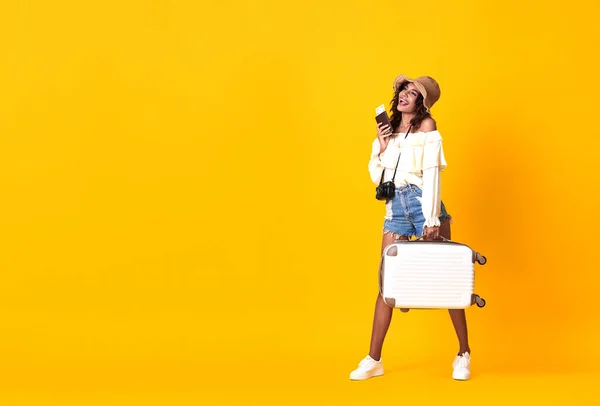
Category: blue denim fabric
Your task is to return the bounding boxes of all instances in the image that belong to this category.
[383,184,451,238]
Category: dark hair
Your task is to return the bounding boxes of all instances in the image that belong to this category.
[389,82,431,132]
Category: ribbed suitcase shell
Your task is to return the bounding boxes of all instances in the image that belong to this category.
[379,241,475,309]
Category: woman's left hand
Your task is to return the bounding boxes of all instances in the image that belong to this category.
[423,226,440,240]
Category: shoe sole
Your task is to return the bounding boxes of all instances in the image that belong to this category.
[350,370,384,381]
[452,372,471,381]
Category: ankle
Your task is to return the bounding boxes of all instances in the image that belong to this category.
[368,353,381,362]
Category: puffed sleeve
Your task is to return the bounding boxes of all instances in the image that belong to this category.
[420,132,447,228]
[421,166,442,228]
[368,138,385,185]
[422,132,447,171]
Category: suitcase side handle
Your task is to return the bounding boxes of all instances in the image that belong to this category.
[413,236,487,265]
[378,252,397,309]
[413,235,450,242]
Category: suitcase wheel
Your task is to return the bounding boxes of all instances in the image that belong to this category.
[475,254,487,265]
[475,296,486,308]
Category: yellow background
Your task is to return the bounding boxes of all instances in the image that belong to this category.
[1,0,599,404]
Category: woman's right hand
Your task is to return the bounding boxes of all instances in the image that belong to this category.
[377,123,393,153]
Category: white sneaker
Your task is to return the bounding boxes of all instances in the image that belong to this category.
[349,355,384,380]
[452,352,471,380]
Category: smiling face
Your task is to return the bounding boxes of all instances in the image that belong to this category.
[395,82,422,114]
[389,79,431,132]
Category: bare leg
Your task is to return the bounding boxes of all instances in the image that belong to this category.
[368,232,409,361]
[448,309,470,354]
[440,219,471,354]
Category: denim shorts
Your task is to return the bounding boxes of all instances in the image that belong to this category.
[383,184,452,238]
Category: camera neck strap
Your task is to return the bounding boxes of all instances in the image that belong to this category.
[379,126,412,185]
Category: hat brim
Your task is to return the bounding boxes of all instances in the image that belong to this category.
[392,75,431,111]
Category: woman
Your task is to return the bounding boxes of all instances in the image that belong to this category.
[350,75,472,381]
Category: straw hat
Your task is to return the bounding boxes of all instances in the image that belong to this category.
[392,74,441,111]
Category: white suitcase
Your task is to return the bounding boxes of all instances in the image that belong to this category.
[378,237,487,310]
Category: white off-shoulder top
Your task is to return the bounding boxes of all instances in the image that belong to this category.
[368,130,447,228]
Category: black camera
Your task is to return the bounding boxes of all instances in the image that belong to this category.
[376,181,396,200]
[373,114,411,202]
